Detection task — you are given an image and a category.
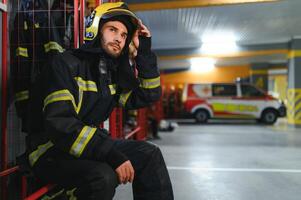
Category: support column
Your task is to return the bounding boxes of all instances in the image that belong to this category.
[287,39,301,127]
[250,63,269,91]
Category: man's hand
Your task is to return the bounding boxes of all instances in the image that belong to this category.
[137,19,151,38]
[132,20,151,50]
[115,160,135,184]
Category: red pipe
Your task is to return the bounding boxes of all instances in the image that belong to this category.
[109,109,117,138]
[79,0,85,45]
[24,184,56,200]
[109,108,124,139]
[1,0,8,171]
[1,1,8,199]
[125,127,141,139]
[116,108,123,138]
[136,108,147,140]
[0,166,19,177]
[73,0,79,48]
[21,176,27,199]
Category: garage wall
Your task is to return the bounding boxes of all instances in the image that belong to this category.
[162,65,250,85]
[269,73,288,103]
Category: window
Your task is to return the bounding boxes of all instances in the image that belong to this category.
[212,84,237,97]
[241,85,265,97]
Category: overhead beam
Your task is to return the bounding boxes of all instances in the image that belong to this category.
[129,0,279,11]
[159,49,288,60]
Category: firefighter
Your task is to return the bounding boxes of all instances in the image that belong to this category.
[26,2,174,200]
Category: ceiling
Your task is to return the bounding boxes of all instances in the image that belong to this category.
[121,0,301,70]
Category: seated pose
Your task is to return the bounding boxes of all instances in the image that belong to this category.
[26,2,174,200]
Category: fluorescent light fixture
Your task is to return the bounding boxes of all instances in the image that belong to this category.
[201,32,238,55]
[190,57,216,73]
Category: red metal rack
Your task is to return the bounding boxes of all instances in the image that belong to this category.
[1,1,9,199]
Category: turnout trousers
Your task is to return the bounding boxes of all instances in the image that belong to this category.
[33,140,174,200]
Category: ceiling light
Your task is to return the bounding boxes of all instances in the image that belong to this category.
[201,32,238,55]
[190,57,216,73]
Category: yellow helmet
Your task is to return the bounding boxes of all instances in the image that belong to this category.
[84,2,139,41]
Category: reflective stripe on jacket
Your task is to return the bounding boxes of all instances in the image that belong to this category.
[28,46,161,166]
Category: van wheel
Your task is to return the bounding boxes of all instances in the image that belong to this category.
[261,109,278,124]
[194,109,209,123]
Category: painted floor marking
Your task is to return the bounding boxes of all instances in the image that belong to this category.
[167,166,301,173]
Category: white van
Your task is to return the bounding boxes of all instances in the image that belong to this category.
[182,83,286,124]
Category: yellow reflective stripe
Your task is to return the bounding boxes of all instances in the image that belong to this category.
[43,89,77,111]
[15,90,29,102]
[24,21,28,30]
[74,77,98,92]
[212,103,258,112]
[66,188,77,200]
[76,90,83,114]
[16,47,28,57]
[109,84,116,95]
[29,141,54,166]
[34,23,40,28]
[74,77,97,113]
[41,189,65,200]
[70,126,97,157]
[44,41,65,53]
[139,76,160,89]
[119,91,132,107]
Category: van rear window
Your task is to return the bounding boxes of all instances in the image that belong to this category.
[241,85,265,97]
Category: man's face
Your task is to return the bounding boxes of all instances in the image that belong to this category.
[100,21,128,58]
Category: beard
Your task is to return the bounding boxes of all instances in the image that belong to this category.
[100,33,123,58]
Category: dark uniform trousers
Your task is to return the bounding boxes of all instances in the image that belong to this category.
[33,140,174,200]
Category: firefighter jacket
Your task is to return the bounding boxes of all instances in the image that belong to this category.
[11,0,71,132]
[27,36,161,169]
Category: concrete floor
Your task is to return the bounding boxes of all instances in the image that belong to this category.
[114,119,301,200]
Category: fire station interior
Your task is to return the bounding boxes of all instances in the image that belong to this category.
[1,0,301,199]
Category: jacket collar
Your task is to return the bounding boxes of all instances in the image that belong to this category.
[74,36,139,91]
